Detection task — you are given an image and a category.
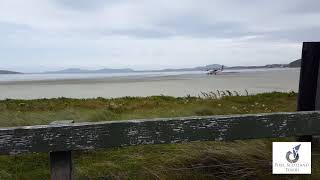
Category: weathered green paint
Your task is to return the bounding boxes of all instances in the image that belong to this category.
[0,111,320,155]
[50,120,75,125]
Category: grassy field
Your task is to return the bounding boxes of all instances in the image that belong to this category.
[0,92,317,179]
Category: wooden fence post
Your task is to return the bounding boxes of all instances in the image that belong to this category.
[297,42,320,144]
[50,120,74,180]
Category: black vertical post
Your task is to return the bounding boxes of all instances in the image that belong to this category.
[50,120,74,180]
[297,42,320,143]
[50,151,73,180]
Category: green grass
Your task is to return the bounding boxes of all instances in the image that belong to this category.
[0,92,317,179]
[0,92,296,127]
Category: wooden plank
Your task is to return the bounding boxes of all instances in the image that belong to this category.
[0,111,320,155]
[50,121,73,180]
[50,151,72,180]
[297,42,320,142]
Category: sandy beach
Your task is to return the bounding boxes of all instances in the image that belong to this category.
[0,68,300,99]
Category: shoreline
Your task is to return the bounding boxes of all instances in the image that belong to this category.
[0,68,300,100]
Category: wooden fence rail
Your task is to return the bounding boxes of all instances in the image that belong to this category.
[0,111,320,155]
[0,42,319,180]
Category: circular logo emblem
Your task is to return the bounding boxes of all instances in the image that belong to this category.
[286,144,301,163]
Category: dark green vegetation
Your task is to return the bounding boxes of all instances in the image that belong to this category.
[0,92,317,179]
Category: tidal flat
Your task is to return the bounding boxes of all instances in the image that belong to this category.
[0,68,300,100]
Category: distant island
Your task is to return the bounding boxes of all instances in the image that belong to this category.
[43,59,301,74]
[42,65,224,74]
[0,59,301,74]
[226,59,301,69]
[0,70,21,74]
[288,59,301,68]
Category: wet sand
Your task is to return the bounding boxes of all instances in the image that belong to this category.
[0,68,300,99]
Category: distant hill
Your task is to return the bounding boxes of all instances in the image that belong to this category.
[0,70,21,74]
[225,64,287,70]
[44,65,223,74]
[288,59,301,67]
[145,64,223,72]
[226,59,302,70]
[194,64,223,71]
[42,60,301,74]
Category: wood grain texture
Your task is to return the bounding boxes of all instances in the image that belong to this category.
[1,111,320,155]
[50,120,74,180]
[50,151,72,180]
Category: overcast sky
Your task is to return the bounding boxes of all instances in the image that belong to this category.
[0,0,319,72]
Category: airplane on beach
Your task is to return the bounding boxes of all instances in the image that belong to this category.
[206,65,224,75]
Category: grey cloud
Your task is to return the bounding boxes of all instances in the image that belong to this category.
[0,0,316,71]
[97,23,253,39]
[5,0,320,42]
[0,22,33,34]
[105,29,172,38]
[53,0,113,10]
[79,0,320,41]
[286,0,320,14]
[260,27,320,42]
[156,16,252,38]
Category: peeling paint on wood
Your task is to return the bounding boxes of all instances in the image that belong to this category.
[50,120,75,125]
[0,111,320,155]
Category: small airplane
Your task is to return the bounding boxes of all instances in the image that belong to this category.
[206,65,224,75]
